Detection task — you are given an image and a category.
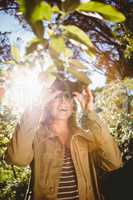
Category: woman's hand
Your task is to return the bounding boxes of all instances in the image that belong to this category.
[73,85,94,112]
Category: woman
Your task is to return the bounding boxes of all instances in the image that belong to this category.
[5,79,122,200]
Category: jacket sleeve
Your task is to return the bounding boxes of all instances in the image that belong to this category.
[5,106,42,166]
[86,110,123,172]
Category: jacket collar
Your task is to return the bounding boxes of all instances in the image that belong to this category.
[37,123,93,143]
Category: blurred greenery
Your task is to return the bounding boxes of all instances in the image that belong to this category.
[0,106,30,200]
[95,78,133,162]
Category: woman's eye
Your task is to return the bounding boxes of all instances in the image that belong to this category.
[64,94,70,98]
[54,94,62,100]
[54,92,72,100]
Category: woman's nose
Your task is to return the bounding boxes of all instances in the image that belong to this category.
[60,96,67,104]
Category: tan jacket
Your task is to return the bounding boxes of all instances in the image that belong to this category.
[5,107,122,200]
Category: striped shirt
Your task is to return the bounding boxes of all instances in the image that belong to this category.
[57,147,79,200]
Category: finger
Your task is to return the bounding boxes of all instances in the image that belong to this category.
[82,89,88,97]
[74,93,86,109]
[85,87,93,99]
[86,85,92,94]
[73,91,88,109]
[82,90,91,101]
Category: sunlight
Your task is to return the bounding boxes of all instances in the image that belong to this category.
[5,68,43,113]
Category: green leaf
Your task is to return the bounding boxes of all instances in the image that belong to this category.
[64,48,73,58]
[45,65,57,74]
[26,40,40,54]
[31,1,52,22]
[31,21,44,39]
[38,68,57,87]
[57,0,80,12]
[67,59,92,85]
[123,78,133,90]
[48,46,65,71]
[52,6,61,14]
[3,60,16,65]
[11,46,21,62]
[16,0,26,13]
[17,0,45,39]
[26,38,48,54]
[50,36,66,54]
[77,1,126,23]
[63,25,94,48]
[86,48,96,58]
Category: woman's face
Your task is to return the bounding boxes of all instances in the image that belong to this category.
[49,90,74,121]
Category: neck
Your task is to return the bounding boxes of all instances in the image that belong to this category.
[52,119,69,134]
[51,119,71,144]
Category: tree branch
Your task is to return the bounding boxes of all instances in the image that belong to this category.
[0,7,18,12]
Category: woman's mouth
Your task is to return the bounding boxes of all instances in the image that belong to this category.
[59,108,67,112]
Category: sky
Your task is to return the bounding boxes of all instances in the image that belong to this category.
[0,11,34,55]
[0,11,106,90]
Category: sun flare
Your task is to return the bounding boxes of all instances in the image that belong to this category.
[4,68,43,113]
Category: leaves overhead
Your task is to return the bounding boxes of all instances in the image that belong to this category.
[17,0,52,39]
[26,38,48,54]
[62,25,96,56]
[11,45,21,62]
[77,1,126,22]
[95,79,133,162]
[63,25,94,48]
[50,36,66,54]
[6,0,127,86]
[31,20,44,39]
[56,0,80,12]
[17,0,26,14]
[31,1,52,22]
[67,59,92,85]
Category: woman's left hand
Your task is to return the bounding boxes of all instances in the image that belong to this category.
[73,86,94,112]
